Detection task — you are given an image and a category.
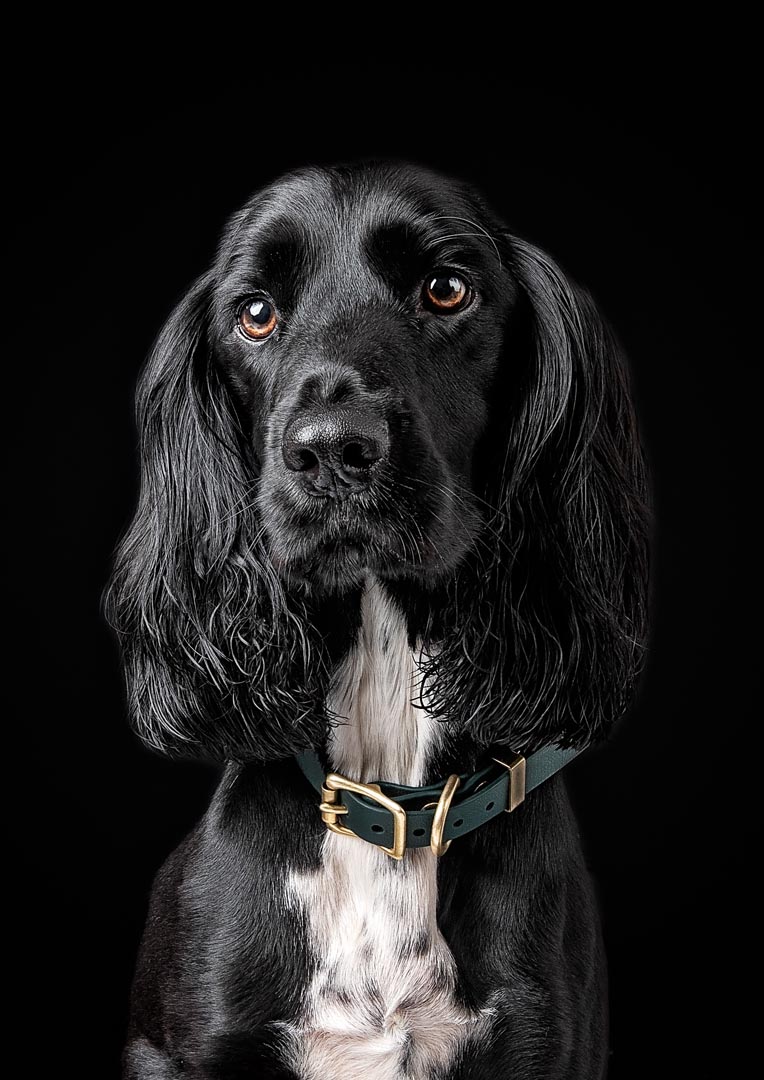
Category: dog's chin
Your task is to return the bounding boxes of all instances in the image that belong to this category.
[268,538,422,595]
[267,529,463,596]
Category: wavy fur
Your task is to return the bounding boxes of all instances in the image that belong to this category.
[105,275,334,761]
[418,237,650,753]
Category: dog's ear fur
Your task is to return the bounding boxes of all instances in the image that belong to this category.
[420,238,651,753]
[104,273,329,762]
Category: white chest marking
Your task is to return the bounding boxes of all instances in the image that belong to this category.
[282,579,492,1080]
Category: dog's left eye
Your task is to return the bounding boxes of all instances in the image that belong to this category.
[423,272,471,313]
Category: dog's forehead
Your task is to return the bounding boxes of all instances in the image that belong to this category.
[238,165,477,249]
[213,164,505,295]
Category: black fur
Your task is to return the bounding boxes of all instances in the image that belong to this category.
[106,161,650,1077]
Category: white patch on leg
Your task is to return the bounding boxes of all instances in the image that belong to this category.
[282,578,492,1079]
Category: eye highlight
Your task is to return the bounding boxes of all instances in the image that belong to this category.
[423,272,471,313]
[238,295,279,339]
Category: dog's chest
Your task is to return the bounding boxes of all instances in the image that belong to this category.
[283,581,488,1079]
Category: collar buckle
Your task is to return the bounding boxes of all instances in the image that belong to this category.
[321,772,407,860]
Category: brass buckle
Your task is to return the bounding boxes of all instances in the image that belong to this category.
[426,773,461,857]
[320,772,407,860]
[492,753,526,812]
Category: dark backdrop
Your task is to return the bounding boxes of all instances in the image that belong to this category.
[9,71,756,1078]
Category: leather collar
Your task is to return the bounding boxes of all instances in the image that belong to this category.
[295,743,582,860]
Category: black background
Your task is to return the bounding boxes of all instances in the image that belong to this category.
[9,67,756,1078]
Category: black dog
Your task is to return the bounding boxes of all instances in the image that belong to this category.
[107,161,649,1078]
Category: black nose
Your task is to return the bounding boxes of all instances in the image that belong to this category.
[282,408,389,495]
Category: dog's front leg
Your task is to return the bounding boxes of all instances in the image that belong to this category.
[122,1034,303,1079]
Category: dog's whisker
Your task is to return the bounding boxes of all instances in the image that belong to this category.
[428,214,503,269]
[395,472,512,560]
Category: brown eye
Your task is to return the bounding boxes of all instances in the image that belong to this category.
[423,272,471,312]
[238,296,278,339]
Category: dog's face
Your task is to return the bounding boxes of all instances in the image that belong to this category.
[208,164,516,593]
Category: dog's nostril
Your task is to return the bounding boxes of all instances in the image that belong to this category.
[296,448,320,473]
[342,440,382,471]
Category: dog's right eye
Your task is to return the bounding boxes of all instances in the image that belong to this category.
[422,272,472,313]
[238,296,279,340]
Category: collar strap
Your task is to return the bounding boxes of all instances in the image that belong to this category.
[294,744,581,860]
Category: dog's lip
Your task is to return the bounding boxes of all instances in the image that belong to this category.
[305,536,391,563]
[269,531,417,572]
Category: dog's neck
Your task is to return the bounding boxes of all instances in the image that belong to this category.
[325,576,461,785]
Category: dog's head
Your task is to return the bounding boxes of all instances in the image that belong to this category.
[211,163,518,594]
[107,162,650,762]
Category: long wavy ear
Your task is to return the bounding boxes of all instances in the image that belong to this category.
[104,274,329,762]
[421,238,651,753]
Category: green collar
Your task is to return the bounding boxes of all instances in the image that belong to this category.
[295,743,581,860]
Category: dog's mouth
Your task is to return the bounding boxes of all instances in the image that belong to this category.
[268,517,435,591]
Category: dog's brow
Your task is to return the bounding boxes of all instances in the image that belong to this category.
[367,220,430,256]
[239,217,314,298]
[362,220,439,290]
[259,233,303,279]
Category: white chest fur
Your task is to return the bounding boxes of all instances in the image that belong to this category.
[282,580,491,1080]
